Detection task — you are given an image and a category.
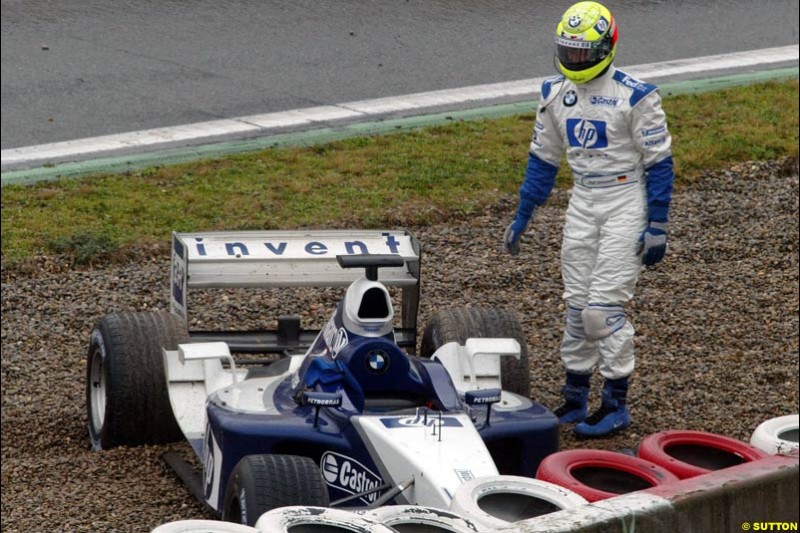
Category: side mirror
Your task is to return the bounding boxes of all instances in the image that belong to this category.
[465,388,501,426]
[303,391,342,428]
[177,342,239,384]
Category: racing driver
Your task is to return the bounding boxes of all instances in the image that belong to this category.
[503,1,674,437]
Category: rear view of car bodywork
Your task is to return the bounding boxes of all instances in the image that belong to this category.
[86,229,558,525]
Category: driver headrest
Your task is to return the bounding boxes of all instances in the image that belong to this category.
[342,278,394,337]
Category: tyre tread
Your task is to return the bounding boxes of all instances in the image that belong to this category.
[224,454,329,526]
[87,311,188,448]
[420,307,531,396]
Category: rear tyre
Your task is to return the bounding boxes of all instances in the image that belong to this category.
[420,307,531,397]
[86,311,188,450]
[222,454,330,527]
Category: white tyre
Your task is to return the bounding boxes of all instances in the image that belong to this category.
[449,475,588,530]
[254,506,395,533]
[364,505,480,532]
[750,414,800,455]
[151,519,259,533]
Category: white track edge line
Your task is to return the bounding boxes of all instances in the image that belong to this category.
[2,45,797,166]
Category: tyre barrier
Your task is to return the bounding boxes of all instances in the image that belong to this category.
[536,449,679,502]
[638,429,769,479]
[750,414,800,455]
[254,506,395,533]
[448,475,588,530]
[151,519,259,533]
[365,505,480,532]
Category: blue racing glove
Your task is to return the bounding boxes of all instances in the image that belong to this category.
[638,221,668,266]
[503,197,536,256]
[505,152,558,255]
[640,156,673,267]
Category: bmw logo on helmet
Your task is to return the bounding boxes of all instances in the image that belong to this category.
[366,350,389,374]
[568,15,581,28]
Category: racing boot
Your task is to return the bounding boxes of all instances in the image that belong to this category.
[553,372,590,424]
[574,377,631,438]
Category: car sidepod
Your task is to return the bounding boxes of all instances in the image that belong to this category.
[201,377,386,512]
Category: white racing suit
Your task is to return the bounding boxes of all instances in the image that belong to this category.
[521,65,674,380]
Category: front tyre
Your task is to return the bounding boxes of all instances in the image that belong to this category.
[86,311,188,450]
[222,454,330,526]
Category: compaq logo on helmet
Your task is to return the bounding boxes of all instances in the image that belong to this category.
[568,15,581,28]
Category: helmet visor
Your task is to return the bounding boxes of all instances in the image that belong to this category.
[555,35,610,72]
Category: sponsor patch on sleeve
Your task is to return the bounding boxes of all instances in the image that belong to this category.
[641,125,667,137]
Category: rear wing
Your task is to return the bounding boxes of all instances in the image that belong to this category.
[170,230,421,354]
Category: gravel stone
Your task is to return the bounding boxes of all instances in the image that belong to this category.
[1,158,798,532]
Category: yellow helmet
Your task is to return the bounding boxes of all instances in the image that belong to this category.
[554,1,618,84]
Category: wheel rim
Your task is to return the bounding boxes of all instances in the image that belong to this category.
[89,348,106,434]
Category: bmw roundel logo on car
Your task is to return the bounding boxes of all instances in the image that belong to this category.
[366,349,389,374]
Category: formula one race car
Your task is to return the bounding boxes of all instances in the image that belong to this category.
[86,230,558,526]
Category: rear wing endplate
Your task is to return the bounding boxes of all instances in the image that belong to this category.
[170,230,421,352]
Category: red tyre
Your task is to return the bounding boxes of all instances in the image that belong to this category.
[638,430,768,479]
[536,449,679,502]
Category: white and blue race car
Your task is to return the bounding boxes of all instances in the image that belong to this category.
[86,230,558,526]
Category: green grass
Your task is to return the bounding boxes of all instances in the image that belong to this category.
[1,79,797,265]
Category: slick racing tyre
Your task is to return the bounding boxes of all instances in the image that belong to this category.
[254,507,394,533]
[222,455,329,527]
[366,505,480,532]
[86,311,189,450]
[536,449,679,502]
[448,475,587,530]
[151,519,259,532]
[420,307,531,397]
[638,430,769,479]
[750,415,800,455]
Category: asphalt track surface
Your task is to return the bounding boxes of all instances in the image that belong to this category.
[2,0,799,150]
[2,56,797,183]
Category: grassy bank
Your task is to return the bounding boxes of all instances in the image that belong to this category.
[2,79,797,264]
